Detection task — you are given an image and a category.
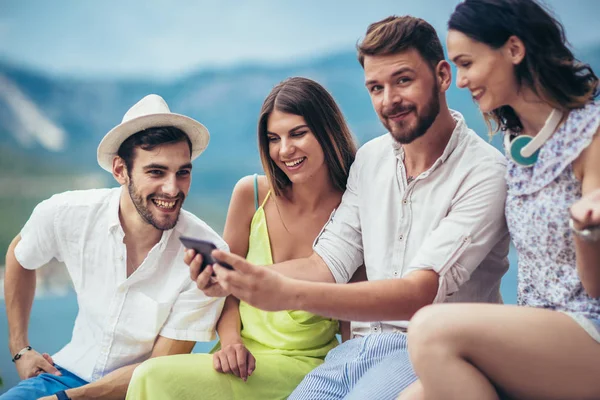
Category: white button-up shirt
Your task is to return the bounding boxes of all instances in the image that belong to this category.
[15,187,226,382]
[313,111,510,335]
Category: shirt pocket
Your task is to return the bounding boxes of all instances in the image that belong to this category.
[121,291,172,344]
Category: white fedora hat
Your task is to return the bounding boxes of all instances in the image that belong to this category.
[97,94,210,172]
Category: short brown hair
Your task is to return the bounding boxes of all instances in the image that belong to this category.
[357,16,445,72]
[258,77,357,197]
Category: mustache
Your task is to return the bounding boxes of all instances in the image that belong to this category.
[382,104,415,118]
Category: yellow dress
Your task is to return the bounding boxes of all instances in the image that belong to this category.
[126,190,339,400]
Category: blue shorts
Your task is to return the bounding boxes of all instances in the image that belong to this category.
[289,332,417,400]
[0,365,87,400]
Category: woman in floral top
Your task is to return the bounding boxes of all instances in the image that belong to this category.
[399,1,600,399]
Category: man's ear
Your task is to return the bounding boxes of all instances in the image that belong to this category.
[112,156,129,185]
[436,60,452,92]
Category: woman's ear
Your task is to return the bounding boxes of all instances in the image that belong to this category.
[505,35,526,65]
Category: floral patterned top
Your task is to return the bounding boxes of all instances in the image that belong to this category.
[505,101,600,319]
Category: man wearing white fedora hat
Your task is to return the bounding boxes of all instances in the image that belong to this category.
[3,94,227,400]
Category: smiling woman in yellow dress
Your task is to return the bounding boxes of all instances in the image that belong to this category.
[126,77,358,400]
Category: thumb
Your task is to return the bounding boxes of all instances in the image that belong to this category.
[38,358,61,376]
[212,250,252,273]
[42,353,54,365]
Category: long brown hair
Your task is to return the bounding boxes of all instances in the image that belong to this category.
[257,77,357,196]
[448,0,598,134]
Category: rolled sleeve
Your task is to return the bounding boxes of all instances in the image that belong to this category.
[14,195,63,270]
[159,281,225,342]
[405,162,508,302]
[313,159,364,283]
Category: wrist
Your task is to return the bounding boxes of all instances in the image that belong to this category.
[220,335,243,347]
[9,338,30,355]
[11,345,32,362]
[284,276,305,310]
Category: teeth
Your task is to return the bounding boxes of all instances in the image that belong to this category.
[284,158,305,167]
[153,199,176,209]
[472,89,483,98]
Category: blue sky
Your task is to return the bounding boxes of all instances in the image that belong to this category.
[1,0,599,79]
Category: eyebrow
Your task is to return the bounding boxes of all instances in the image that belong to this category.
[365,67,415,87]
[143,163,193,170]
[451,54,468,63]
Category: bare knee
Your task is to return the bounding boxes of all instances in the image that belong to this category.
[408,304,466,367]
[131,357,168,385]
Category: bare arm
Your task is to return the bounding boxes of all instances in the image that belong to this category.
[268,252,336,283]
[212,176,258,380]
[212,250,439,322]
[340,265,367,341]
[5,235,61,378]
[61,336,195,400]
[572,130,600,298]
[5,235,35,356]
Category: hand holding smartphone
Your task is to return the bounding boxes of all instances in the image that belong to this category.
[179,236,235,272]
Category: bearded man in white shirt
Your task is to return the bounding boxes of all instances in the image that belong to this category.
[189,16,511,400]
[3,94,227,400]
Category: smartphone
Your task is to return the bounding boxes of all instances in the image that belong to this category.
[179,236,234,271]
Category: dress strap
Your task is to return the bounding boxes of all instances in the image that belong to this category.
[253,173,259,211]
[261,190,272,208]
[253,174,272,210]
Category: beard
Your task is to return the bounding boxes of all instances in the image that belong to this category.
[382,82,441,145]
[127,178,185,231]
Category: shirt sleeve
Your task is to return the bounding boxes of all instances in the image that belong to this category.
[313,154,364,283]
[159,281,225,342]
[14,195,64,270]
[405,161,508,303]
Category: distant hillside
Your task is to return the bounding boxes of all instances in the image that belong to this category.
[0,45,599,252]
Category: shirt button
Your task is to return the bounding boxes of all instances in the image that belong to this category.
[393,271,399,277]
[402,199,408,205]
[399,234,404,240]
[119,255,124,261]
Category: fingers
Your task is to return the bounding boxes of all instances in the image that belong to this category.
[188,251,204,282]
[247,352,256,378]
[213,351,233,375]
[212,250,251,273]
[37,357,61,376]
[194,264,213,290]
[184,248,196,266]
[225,348,241,378]
[213,351,223,373]
[237,347,248,381]
[42,353,54,365]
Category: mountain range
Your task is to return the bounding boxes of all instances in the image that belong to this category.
[1,45,599,251]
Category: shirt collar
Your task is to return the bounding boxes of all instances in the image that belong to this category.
[392,109,466,165]
[107,186,123,233]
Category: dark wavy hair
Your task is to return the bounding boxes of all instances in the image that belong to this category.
[448,0,598,133]
[117,126,192,171]
[258,77,357,197]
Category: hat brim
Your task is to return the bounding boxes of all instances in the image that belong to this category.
[97,113,210,172]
